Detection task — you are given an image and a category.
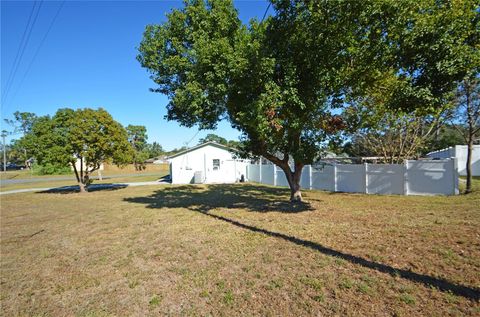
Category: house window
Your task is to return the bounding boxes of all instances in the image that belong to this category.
[212,159,220,170]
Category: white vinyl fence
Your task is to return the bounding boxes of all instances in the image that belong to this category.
[247,159,459,196]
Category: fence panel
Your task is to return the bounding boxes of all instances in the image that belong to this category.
[336,164,365,193]
[311,165,335,191]
[276,170,289,187]
[247,158,457,196]
[407,160,456,195]
[248,164,260,183]
[261,165,275,185]
[367,164,404,195]
[300,166,311,189]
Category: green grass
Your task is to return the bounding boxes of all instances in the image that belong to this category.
[0,173,168,192]
[1,181,479,316]
[0,163,168,181]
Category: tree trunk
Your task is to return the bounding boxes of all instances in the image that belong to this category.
[281,163,304,202]
[465,137,473,194]
[78,181,87,193]
[289,180,302,202]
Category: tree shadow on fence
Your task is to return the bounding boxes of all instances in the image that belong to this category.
[123,183,480,301]
[124,184,314,213]
[39,183,128,194]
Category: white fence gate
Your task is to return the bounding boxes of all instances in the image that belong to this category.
[247,159,459,196]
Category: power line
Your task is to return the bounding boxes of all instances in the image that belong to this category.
[2,1,38,105]
[2,0,44,106]
[184,129,201,148]
[8,1,66,106]
[261,2,271,23]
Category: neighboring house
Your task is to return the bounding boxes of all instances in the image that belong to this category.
[168,142,248,184]
[145,156,168,164]
[153,156,168,164]
[71,158,104,172]
[426,145,480,176]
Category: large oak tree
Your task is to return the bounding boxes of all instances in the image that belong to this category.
[138,0,478,201]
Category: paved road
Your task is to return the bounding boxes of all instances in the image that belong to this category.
[0,172,163,185]
[0,180,170,195]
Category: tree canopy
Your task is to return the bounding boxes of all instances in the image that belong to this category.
[126,124,149,170]
[30,108,133,192]
[198,133,228,146]
[138,0,479,201]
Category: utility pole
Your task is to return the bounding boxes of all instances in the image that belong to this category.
[1,130,7,173]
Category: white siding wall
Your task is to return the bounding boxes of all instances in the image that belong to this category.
[169,145,247,184]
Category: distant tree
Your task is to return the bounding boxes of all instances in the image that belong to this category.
[4,111,38,168]
[450,75,480,193]
[4,111,37,135]
[425,124,465,154]
[198,134,228,145]
[126,125,148,171]
[31,108,132,192]
[226,140,241,149]
[6,139,27,165]
[344,99,445,163]
[167,146,188,156]
[146,141,164,158]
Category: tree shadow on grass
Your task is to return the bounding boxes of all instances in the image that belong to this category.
[124,183,314,213]
[39,183,128,194]
[123,183,479,301]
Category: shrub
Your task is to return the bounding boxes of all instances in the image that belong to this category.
[32,163,72,175]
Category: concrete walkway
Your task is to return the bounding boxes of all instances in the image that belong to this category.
[0,180,170,195]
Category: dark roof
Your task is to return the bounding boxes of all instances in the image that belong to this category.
[166,141,238,159]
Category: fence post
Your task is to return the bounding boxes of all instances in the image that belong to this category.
[453,158,459,195]
[333,163,337,192]
[259,160,262,184]
[308,165,312,190]
[273,164,277,186]
[364,163,369,194]
[403,160,409,195]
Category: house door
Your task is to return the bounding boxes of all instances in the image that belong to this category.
[209,158,223,183]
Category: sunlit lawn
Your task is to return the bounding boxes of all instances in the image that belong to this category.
[1,180,479,316]
[0,163,168,180]
[0,164,169,192]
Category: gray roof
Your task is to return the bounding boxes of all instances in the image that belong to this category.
[166,141,238,159]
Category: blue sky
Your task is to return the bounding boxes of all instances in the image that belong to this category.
[1,0,270,150]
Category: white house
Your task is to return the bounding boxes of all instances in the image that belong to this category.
[168,142,248,184]
[426,145,480,176]
[71,158,104,172]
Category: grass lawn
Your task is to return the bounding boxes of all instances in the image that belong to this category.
[1,181,479,316]
[0,163,168,181]
[0,164,169,192]
[0,174,167,192]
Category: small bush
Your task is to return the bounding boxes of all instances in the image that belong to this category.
[32,163,71,175]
